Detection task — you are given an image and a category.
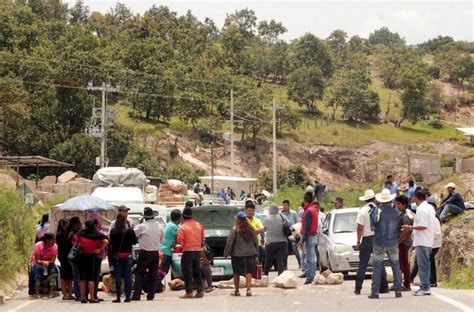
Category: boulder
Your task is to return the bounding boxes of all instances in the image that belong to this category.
[321,269,333,278]
[58,171,78,183]
[326,273,344,285]
[168,279,185,291]
[386,267,394,283]
[252,275,269,287]
[271,270,299,289]
[312,274,327,285]
[217,277,246,289]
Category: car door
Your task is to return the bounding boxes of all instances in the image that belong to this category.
[318,212,332,267]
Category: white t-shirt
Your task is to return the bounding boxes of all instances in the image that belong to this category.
[413,201,435,247]
[356,204,374,237]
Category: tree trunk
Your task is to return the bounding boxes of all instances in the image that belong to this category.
[396,116,405,128]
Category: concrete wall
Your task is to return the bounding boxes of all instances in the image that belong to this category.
[409,154,442,184]
[461,157,474,173]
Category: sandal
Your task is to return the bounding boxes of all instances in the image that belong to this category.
[230,290,241,296]
[246,289,252,297]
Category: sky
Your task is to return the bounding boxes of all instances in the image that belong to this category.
[66,0,473,44]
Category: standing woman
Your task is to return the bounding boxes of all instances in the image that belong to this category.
[36,213,50,242]
[262,205,287,276]
[109,214,137,303]
[67,217,82,300]
[56,218,74,300]
[223,211,258,297]
[74,219,109,303]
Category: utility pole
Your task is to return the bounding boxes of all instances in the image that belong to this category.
[226,89,242,176]
[87,82,120,168]
[264,98,284,198]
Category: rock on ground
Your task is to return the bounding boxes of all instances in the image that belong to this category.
[272,271,299,289]
[326,273,344,285]
[312,274,327,285]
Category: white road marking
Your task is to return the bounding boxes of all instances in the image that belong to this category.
[432,292,474,312]
[7,300,33,312]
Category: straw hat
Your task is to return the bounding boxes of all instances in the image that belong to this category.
[359,189,376,201]
[375,189,396,203]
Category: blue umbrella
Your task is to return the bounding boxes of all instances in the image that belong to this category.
[58,195,114,211]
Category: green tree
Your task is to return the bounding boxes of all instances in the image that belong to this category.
[49,133,100,178]
[107,123,134,166]
[290,33,334,78]
[257,19,287,43]
[276,104,302,135]
[327,29,347,57]
[325,71,380,122]
[70,0,90,25]
[123,145,163,176]
[396,68,429,126]
[368,27,404,46]
[287,66,325,113]
[166,163,206,186]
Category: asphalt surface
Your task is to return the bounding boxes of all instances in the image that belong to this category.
[2,258,473,312]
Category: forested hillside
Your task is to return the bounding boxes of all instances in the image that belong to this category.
[0,0,473,179]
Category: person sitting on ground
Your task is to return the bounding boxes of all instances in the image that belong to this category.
[331,197,344,209]
[30,233,59,299]
[224,211,258,297]
[438,183,465,223]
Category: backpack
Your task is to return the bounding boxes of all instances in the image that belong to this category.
[368,203,382,232]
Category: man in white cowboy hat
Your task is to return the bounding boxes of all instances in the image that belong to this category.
[354,190,389,295]
[439,182,465,223]
[368,189,403,299]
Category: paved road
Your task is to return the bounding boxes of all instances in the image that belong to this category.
[2,258,473,312]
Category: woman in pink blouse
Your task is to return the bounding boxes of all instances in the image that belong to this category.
[31,233,59,298]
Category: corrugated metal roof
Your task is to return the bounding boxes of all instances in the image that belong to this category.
[457,128,474,136]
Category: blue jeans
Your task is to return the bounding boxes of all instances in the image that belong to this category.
[292,240,301,267]
[371,245,403,295]
[440,204,464,220]
[355,236,388,292]
[304,235,318,282]
[114,256,133,299]
[160,255,172,274]
[416,246,431,291]
[72,264,80,298]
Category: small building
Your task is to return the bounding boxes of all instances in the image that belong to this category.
[457,128,474,145]
[199,176,257,194]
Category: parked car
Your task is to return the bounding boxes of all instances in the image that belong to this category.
[171,205,241,280]
[318,208,389,274]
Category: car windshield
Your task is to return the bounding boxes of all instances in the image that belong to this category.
[333,212,358,233]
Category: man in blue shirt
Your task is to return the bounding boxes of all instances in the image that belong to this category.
[406,180,417,203]
[369,189,403,299]
[439,183,465,223]
[383,175,399,195]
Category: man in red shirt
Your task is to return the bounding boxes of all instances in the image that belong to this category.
[177,207,205,299]
[300,192,319,285]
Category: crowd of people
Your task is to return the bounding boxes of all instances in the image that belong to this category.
[28,175,465,302]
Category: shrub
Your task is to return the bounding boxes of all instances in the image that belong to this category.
[0,187,36,286]
[166,163,206,186]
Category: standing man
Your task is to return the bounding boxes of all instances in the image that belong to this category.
[177,207,205,299]
[281,200,300,268]
[386,175,399,195]
[132,207,164,301]
[354,190,389,295]
[314,179,326,202]
[331,197,344,209]
[245,200,265,263]
[369,189,403,299]
[300,192,319,285]
[395,195,413,291]
[402,191,436,296]
[160,209,182,275]
[439,182,465,223]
